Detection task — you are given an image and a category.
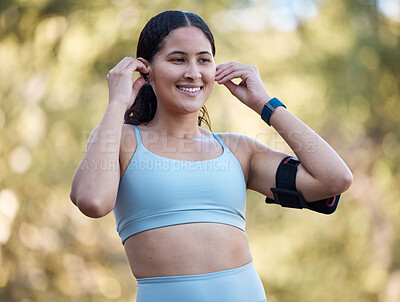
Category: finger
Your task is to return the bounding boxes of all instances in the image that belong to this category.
[110,57,148,76]
[129,77,147,105]
[113,57,136,70]
[215,62,245,77]
[124,60,149,75]
[215,64,247,82]
[220,80,238,95]
[216,70,248,84]
[216,61,238,72]
[215,63,235,78]
[131,77,147,96]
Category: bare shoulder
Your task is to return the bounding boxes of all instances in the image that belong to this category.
[214,132,265,183]
[88,124,100,140]
[119,124,137,174]
[87,124,136,150]
[216,132,269,155]
[121,123,137,153]
[122,123,135,134]
[215,132,289,193]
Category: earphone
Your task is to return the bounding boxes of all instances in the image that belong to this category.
[141,73,149,82]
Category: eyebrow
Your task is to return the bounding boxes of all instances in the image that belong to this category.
[167,50,212,56]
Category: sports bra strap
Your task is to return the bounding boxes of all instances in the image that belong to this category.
[132,126,225,151]
[212,133,227,151]
[132,125,142,145]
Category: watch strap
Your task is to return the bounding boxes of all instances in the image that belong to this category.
[261,97,286,126]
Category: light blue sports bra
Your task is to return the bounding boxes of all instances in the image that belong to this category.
[113,125,247,244]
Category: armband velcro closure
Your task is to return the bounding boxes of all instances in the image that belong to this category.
[265,156,341,214]
[269,188,308,209]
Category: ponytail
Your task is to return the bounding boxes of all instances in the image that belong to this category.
[124,83,157,125]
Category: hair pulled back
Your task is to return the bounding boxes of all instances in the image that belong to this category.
[124,10,215,130]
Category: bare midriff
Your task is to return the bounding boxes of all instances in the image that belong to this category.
[124,223,252,278]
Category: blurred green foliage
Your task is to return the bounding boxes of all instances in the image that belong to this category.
[1,0,400,301]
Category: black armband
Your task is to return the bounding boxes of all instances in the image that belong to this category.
[265,156,340,215]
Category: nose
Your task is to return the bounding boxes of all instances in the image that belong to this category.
[184,62,201,81]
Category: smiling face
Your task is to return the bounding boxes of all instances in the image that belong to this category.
[147,26,216,115]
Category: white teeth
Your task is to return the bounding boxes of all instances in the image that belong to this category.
[178,87,201,93]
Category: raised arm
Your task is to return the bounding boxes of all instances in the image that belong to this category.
[215,62,352,203]
[247,106,352,202]
[70,57,148,218]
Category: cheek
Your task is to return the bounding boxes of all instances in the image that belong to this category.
[203,68,216,83]
[159,69,182,85]
[151,69,177,91]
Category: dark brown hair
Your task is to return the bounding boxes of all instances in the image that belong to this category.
[124,10,215,130]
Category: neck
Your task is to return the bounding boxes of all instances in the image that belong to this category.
[146,108,203,139]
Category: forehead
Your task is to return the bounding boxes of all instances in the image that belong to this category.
[160,27,212,54]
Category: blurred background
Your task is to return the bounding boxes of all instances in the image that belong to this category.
[1,0,400,301]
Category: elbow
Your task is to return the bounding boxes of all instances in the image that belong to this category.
[73,196,114,218]
[70,189,76,206]
[70,181,115,218]
[343,170,353,191]
[327,170,353,196]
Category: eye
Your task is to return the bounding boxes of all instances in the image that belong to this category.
[171,58,184,63]
[199,58,211,63]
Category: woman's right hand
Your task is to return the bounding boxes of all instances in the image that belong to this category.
[106,57,149,111]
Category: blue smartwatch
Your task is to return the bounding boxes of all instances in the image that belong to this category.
[260,97,286,126]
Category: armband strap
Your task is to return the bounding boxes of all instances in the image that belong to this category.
[265,156,341,214]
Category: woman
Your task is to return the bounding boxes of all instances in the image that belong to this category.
[70,10,352,302]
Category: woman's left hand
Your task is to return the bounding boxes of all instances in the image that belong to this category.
[215,62,272,113]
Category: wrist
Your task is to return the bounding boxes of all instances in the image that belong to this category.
[268,105,286,126]
[253,96,273,115]
[107,101,130,117]
[260,97,287,126]
[108,100,130,112]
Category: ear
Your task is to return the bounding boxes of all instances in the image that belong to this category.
[137,57,151,82]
